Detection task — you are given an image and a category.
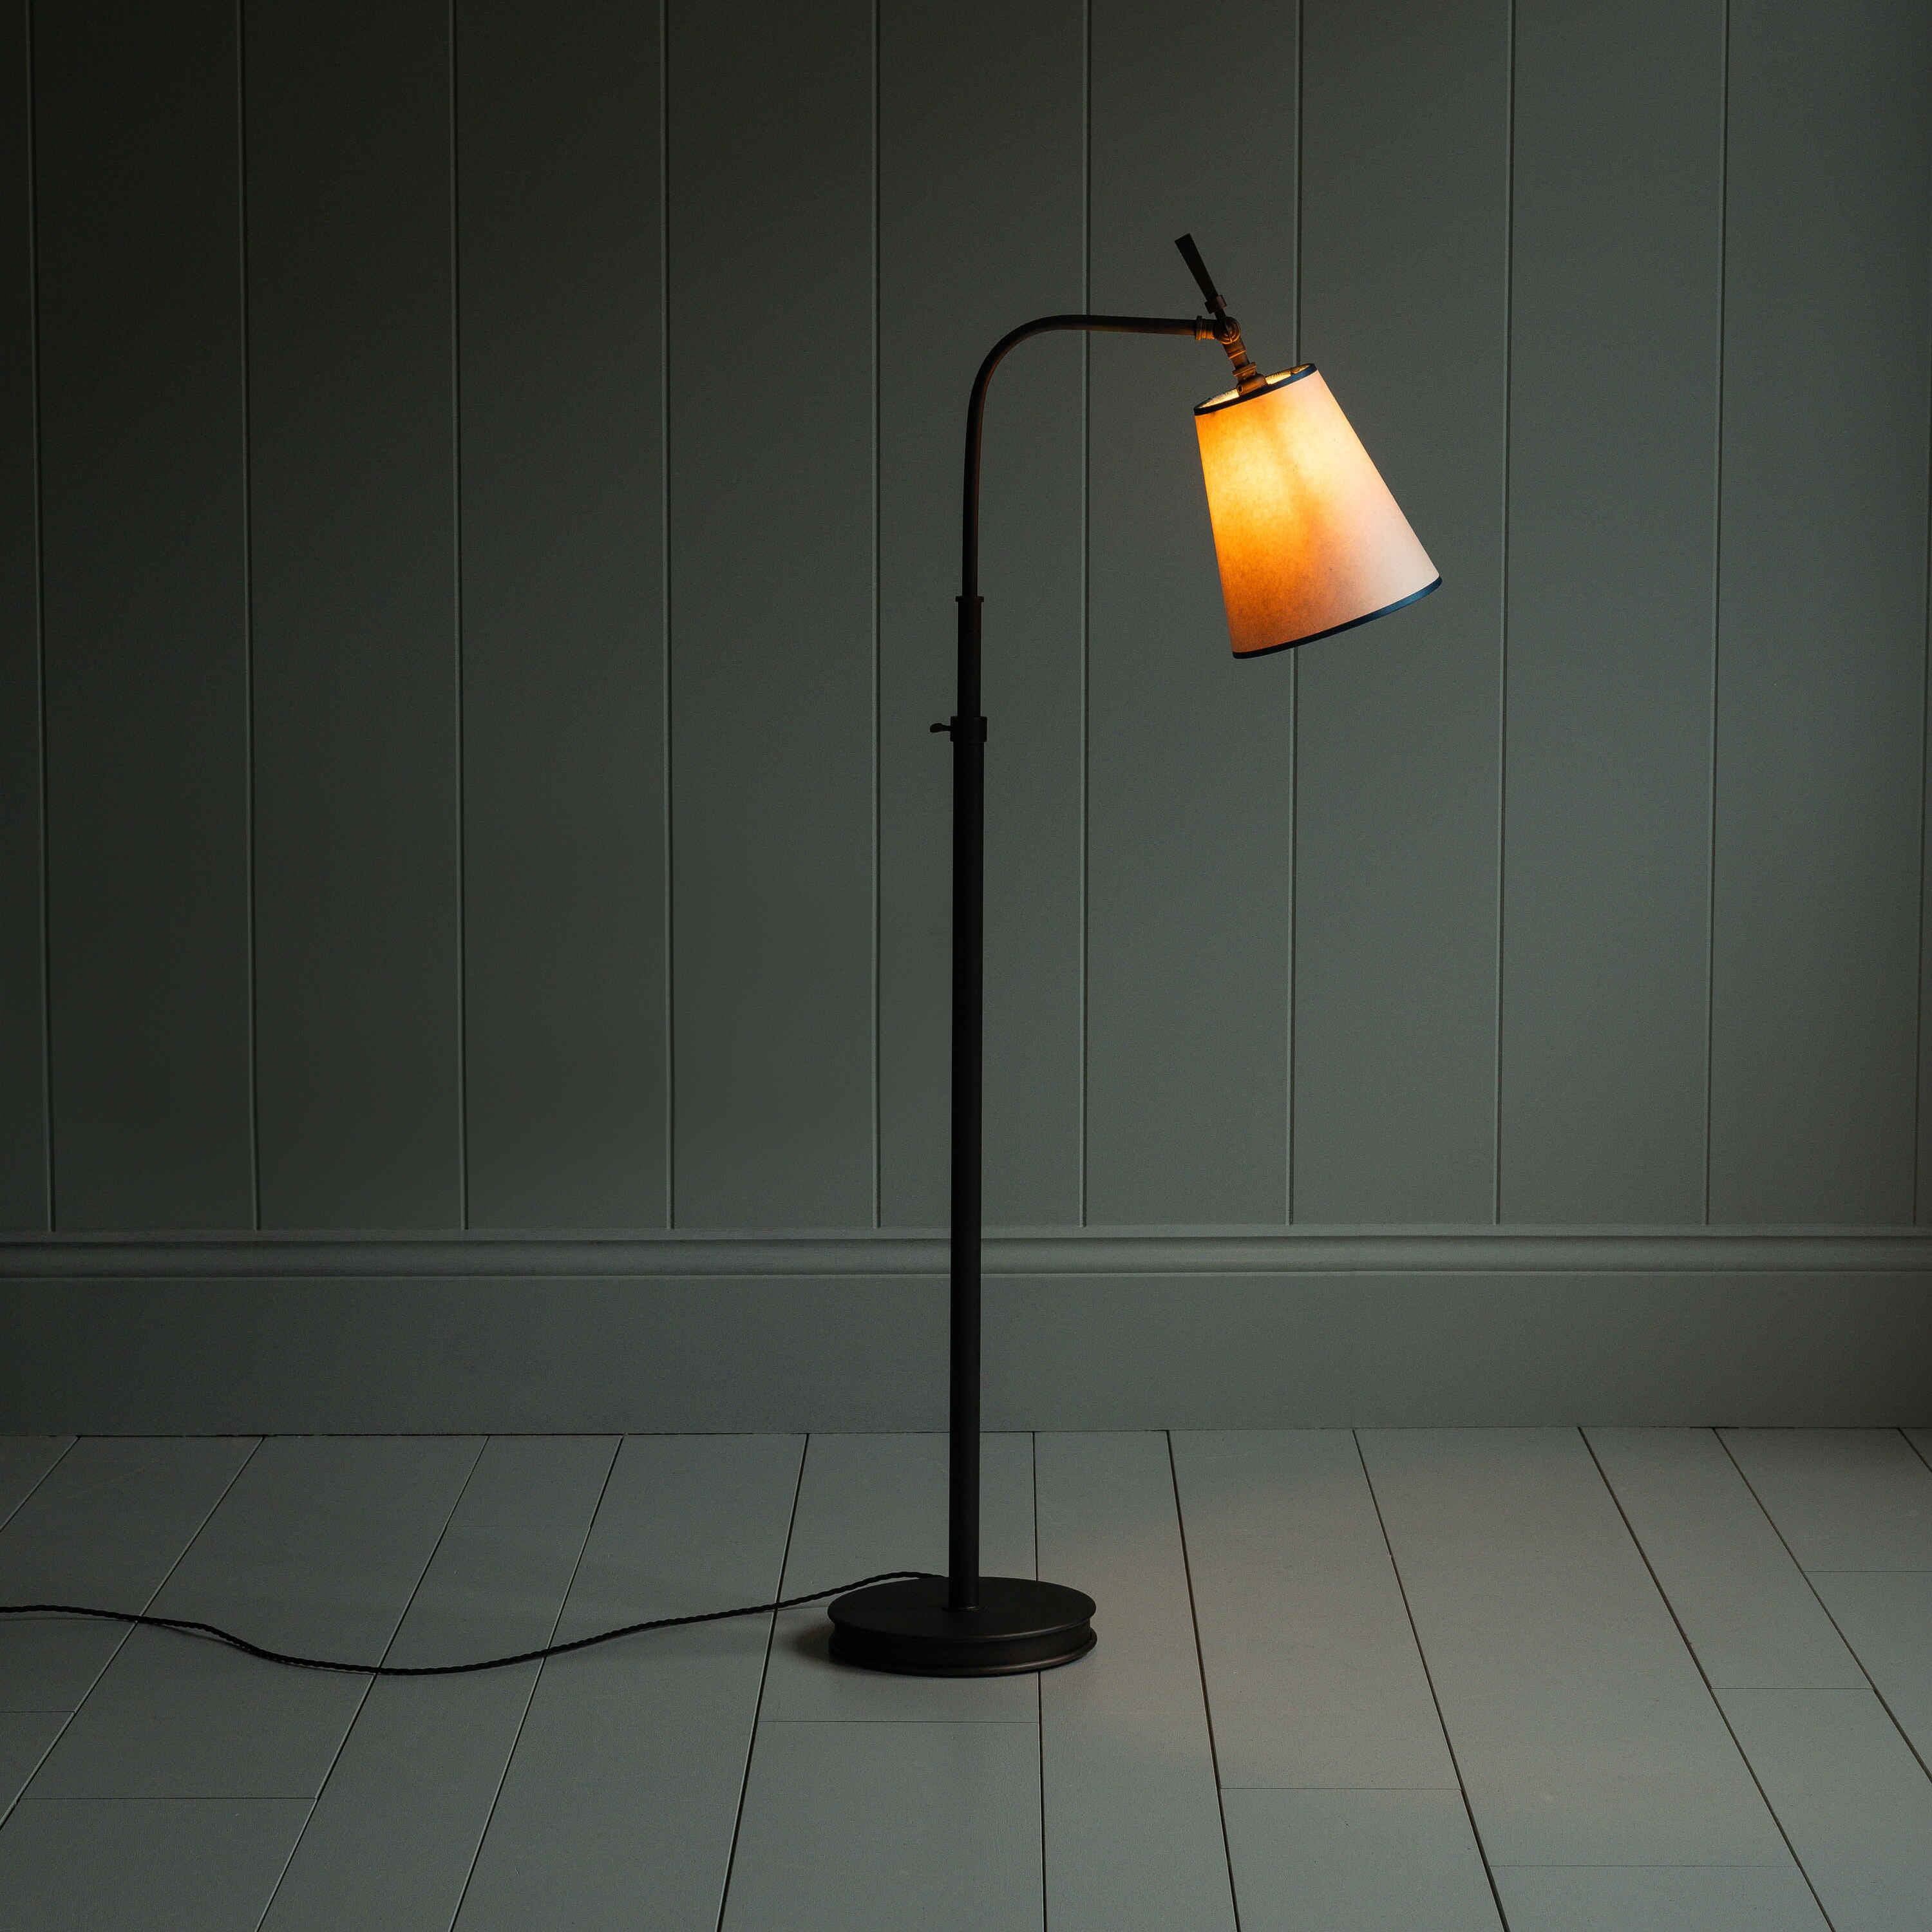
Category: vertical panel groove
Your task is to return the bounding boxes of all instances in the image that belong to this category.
[1917,281,1932,1227]
[1285,0,1302,1228]
[660,0,675,1230]
[26,0,53,1230]
[234,0,260,1232]
[448,0,468,1231]
[1701,0,1730,1228]
[1492,0,1515,1227]
[870,0,880,1233]
[1079,0,1092,1229]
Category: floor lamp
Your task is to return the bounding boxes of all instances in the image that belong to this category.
[828,236,1440,1676]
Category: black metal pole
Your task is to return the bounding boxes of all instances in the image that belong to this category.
[947,589,985,1609]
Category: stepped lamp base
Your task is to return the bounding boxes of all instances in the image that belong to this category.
[827,1575,1097,1677]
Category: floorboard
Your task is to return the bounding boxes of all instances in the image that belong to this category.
[0,1797,310,1932]
[720,1720,1043,1932]
[31,1435,480,1798]
[1722,1429,1932,1570]
[0,1442,70,1532]
[1172,1430,1456,1790]
[1809,1572,1932,1766]
[1220,1788,1500,1932]
[0,1716,63,1817]
[1587,1428,1862,1687]
[0,1430,1924,1929]
[1358,1428,1788,1866]
[759,1432,1036,1723]
[1720,1687,1932,1932]
[1495,1863,1828,1932]
[450,1433,801,1932]
[1036,1432,1234,1932]
[0,1437,257,1722]
[258,1435,618,1932]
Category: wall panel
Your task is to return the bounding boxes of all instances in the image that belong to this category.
[456,0,667,1229]
[1293,0,1511,1224]
[1085,0,1298,1225]
[0,0,44,1228]
[35,0,253,1229]
[666,0,875,1226]
[1710,0,1932,1224]
[1498,0,1725,1222]
[247,0,462,1227]
[876,0,1086,1228]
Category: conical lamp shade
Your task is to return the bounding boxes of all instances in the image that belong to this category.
[1194,365,1439,658]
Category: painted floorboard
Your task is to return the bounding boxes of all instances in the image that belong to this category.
[761,1432,1036,1723]
[1723,1429,1932,1571]
[720,1720,1043,1932]
[1495,1864,1828,1932]
[0,1797,310,1932]
[257,1435,618,1932]
[1036,1432,1235,1932]
[1810,1573,1932,1766]
[451,1434,801,1932]
[1720,1687,1932,1932]
[0,1714,62,1819]
[0,1442,70,1532]
[1171,1430,1454,1788]
[1222,1788,1499,1932]
[32,1436,479,1797]
[1587,1428,1863,1687]
[1358,1429,1787,1865]
[0,1437,256,1716]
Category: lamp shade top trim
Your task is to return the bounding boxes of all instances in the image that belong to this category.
[1234,573,1442,659]
[1195,363,1317,415]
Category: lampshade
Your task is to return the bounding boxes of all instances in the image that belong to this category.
[1194,365,1439,658]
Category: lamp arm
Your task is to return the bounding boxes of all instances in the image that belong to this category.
[958,312,1227,620]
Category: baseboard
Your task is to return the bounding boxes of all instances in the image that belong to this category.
[2,1227,1927,1431]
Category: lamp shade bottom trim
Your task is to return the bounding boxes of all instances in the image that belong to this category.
[1235,573,1443,659]
[826,1574,1097,1676]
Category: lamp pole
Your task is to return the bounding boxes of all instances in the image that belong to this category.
[827,243,1257,1675]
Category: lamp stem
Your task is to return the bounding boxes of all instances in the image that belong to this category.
[947,589,985,1611]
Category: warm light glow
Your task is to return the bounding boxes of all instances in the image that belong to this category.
[1194,366,1439,657]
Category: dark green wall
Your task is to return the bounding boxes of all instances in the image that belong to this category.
[3,0,1929,1235]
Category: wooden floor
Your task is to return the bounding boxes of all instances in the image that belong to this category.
[0,1430,1928,1931]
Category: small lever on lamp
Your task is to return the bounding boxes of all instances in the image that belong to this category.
[1174,232,1265,395]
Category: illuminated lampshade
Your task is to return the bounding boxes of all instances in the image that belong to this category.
[1194,365,1439,658]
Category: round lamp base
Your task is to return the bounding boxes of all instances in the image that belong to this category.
[827,1574,1096,1677]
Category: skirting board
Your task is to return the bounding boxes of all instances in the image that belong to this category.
[1,1228,1927,1432]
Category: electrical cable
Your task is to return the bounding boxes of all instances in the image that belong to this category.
[0,1571,931,1678]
